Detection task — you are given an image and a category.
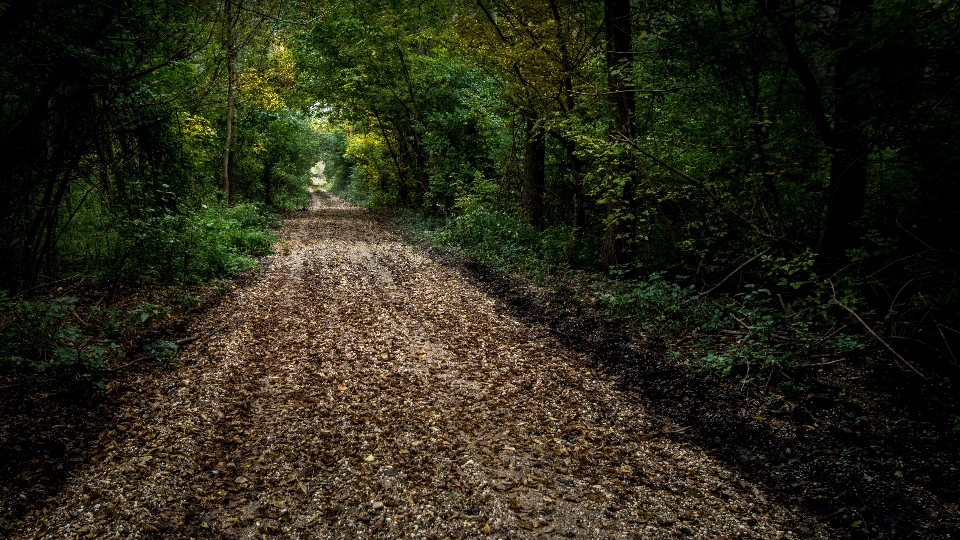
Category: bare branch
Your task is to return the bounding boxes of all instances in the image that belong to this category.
[801,357,846,368]
[698,246,773,297]
[934,319,957,366]
[613,132,779,240]
[829,280,927,379]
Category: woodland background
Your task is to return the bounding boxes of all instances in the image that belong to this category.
[2,1,960,536]
[1,0,959,413]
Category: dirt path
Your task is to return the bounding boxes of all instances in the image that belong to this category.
[16,191,826,539]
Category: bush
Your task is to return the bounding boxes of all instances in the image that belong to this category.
[0,296,116,379]
[183,203,277,280]
[0,292,183,380]
[120,202,278,283]
[403,177,576,276]
[598,271,714,334]
[597,271,868,382]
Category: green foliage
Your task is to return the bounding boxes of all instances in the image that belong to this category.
[59,201,278,284]
[178,203,278,280]
[318,128,352,191]
[126,303,172,333]
[404,191,573,277]
[599,272,710,334]
[0,297,117,378]
[234,109,321,209]
[597,272,868,381]
[142,339,180,364]
[0,0,310,296]
[0,292,198,379]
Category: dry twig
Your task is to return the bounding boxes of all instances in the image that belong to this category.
[828,280,926,379]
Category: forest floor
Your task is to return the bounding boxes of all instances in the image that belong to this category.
[1,189,957,539]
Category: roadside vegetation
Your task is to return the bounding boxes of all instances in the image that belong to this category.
[2,1,960,536]
[311,0,960,392]
[0,1,320,384]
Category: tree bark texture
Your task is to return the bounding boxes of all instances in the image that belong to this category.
[262,157,275,206]
[768,0,871,264]
[821,0,871,263]
[604,0,635,141]
[602,0,635,269]
[522,118,546,227]
[222,0,236,205]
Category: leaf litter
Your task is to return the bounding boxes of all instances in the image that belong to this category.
[8,190,828,539]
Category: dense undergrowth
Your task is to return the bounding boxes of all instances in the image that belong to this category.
[331,183,869,389]
[308,0,960,395]
[60,202,281,284]
[0,201,285,384]
[0,1,323,385]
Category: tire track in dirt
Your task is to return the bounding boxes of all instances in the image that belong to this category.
[15,190,828,539]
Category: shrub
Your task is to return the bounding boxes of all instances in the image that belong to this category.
[597,271,868,382]
[0,293,186,380]
[0,297,117,379]
[189,203,277,276]
[125,202,278,283]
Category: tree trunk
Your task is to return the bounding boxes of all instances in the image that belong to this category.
[767,0,871,265]
[262,157,274,206]
[560,136,585,262]
[372,109,407,204]
[821,0,871,263]
[548,0,585,261]
[522,118,546,226]
[603,0,634,140]
[222,0,236,205]
[601,0,635,269]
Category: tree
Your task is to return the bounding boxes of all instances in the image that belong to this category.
[223,0,238,204]
[600,0,636,268]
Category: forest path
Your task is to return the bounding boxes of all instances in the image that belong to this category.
[19,190,823,539]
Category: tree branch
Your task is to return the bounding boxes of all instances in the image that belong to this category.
[613,132,779,240]
[829,280,926,379]
[699,246,773,297]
